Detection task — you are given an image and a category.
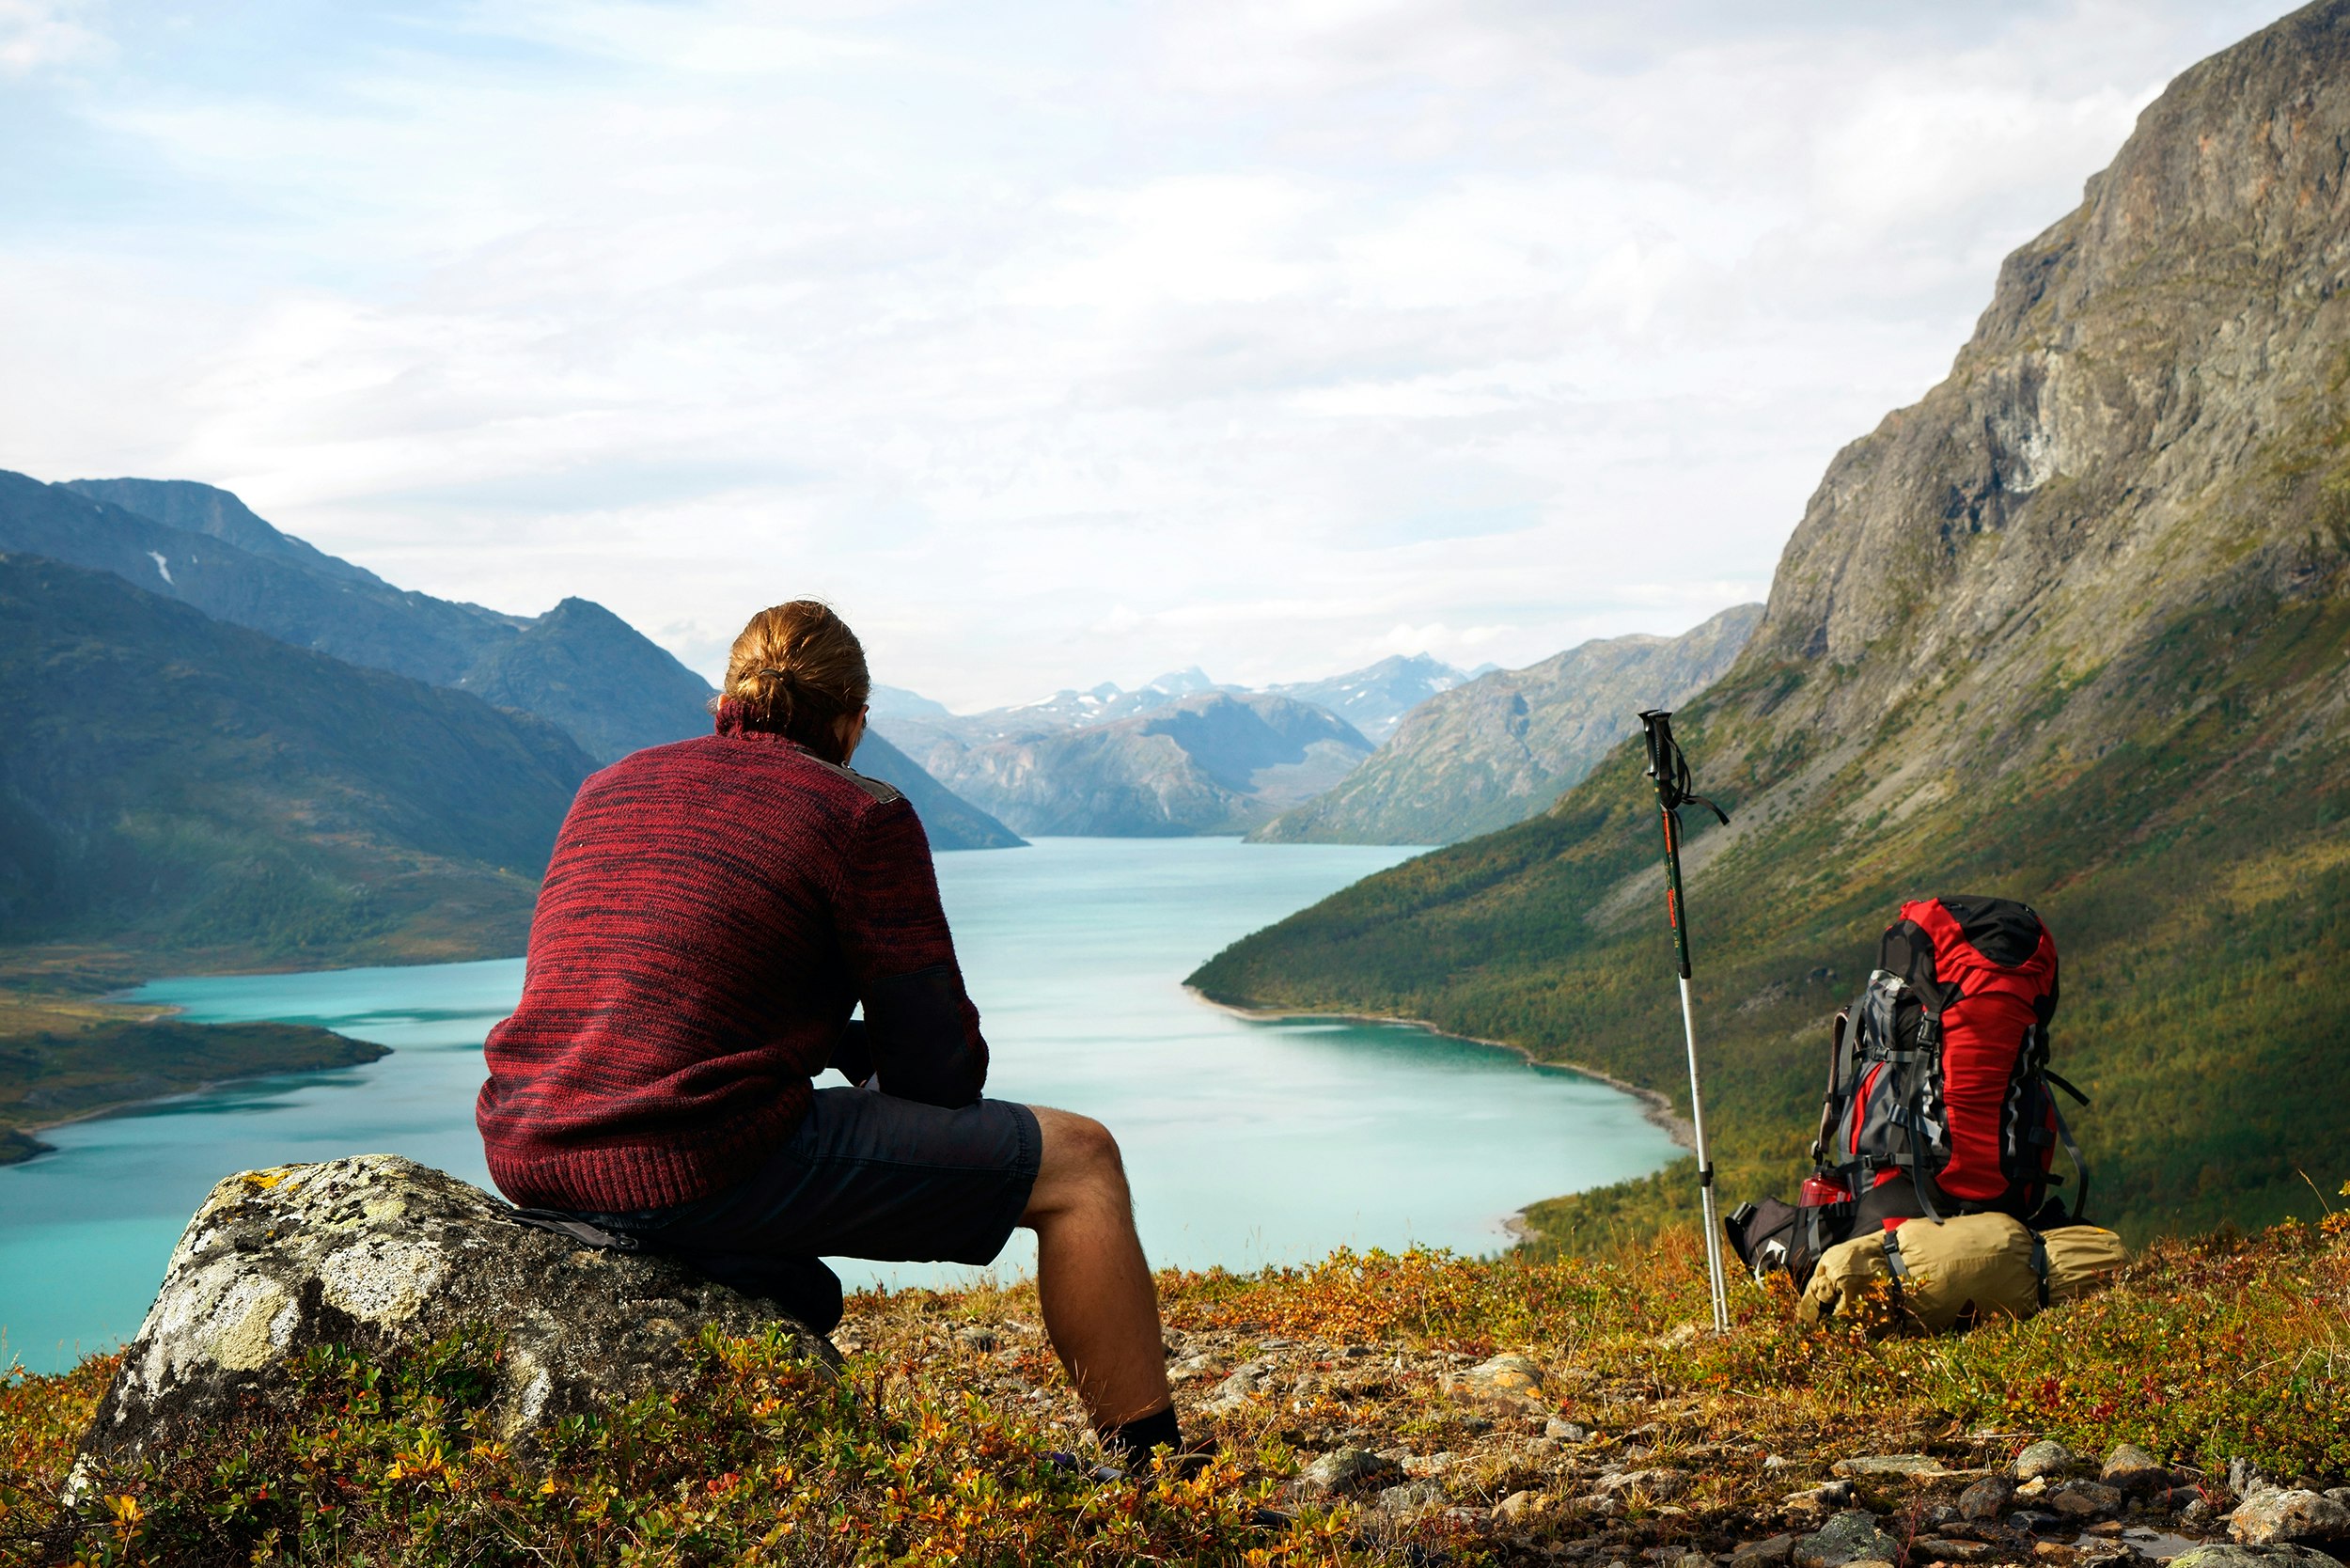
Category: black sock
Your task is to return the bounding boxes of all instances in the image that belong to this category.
[1103,1404,1182,1465]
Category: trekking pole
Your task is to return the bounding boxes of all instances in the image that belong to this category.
[1637,709,1731,1335]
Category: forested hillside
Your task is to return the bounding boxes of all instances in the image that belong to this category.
[1194,0,2350,1246]
[0,554,591,962]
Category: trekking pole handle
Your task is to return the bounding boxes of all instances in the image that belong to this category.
[1638,711,1702,979]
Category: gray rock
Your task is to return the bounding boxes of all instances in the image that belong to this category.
[1456,1353,1547,1403]
[1835,1453,1950,1479]
[1493,1488,1548,1525]
[2015,1441,2077,1482]
[2174,1547,2345,1568]
[2050,1481,2126,1519]
[76,1155,832,1466]
[1959,1478,2018,1522]
[1792,1511,1904,1568]
[1375,1480,1448,1517]
[1547,1418,1592,1441]
[1731,1533,1798,1568]
[1201,1356,1277,1415]
[1294,1446,1405,1497]
[2229,1486,2350,1546]
[2230,1459,2273,1496]
[1911,1539,2000,1563]
[2102,1444,2176,1495]
[1595,1466,1688,1498]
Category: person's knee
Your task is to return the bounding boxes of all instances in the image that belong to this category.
[1026,1105,1130,1217]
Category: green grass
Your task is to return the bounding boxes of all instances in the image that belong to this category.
[1192,559,2350,1250]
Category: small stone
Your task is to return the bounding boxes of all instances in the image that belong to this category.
[1965,1485,2021,1523]
[2015,1442,2077,1482]
[2174,1548,2345,1568]
[1293,1446,1405,1497]
[1547,1419,1592,1441]
[2032,1545,2078,1564]
[1667,1554,1713,1568]
[2229,1460,2269,1496]
[1166,1352,1226,1384]
[1731,1534,1797,1568]
[1836,1454,1950,1479]
[2102,1445,2176,1496]
[2228,1486,2350,1546]
[1458,1353,1548,1403]
[1595,1466,1688,1498]
[1813,1480,1859,1508]
[1201,1357,1277,1415]
[1495,1488,1549,1525]
[2051,1482,2125,1519]
[1402,1450,1456,1478]
[1376,1480,1448,1517]
[1912,1539,2000,1563]
[1792,1511,1904,1568]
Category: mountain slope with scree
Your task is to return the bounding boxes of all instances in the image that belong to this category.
[1193,0,2350,1246]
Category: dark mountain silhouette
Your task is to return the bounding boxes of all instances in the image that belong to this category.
[0,472,1017,848]
[0,554,591,959]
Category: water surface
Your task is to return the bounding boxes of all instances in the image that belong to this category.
[0,838,1674,1372]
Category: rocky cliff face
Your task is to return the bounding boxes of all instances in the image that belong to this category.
[1745,0,2350,772]
[1193,0,2350,1242]
[1254,605,1760,845]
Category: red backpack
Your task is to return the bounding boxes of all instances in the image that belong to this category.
[1810,895,2088,1235]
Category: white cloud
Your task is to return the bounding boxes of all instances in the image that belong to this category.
[0,0,2292,706]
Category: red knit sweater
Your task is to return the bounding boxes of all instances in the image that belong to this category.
[476,701,988,1212]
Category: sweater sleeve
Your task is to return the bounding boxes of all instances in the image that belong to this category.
[837,797,990,1106]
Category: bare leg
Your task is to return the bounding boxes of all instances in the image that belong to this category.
[1019,1105,1171,1431]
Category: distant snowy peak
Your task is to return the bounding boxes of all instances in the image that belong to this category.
[1268,652,1476,743]
[882,654,1469,746]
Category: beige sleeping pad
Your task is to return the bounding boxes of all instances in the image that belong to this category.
[1798,1213,2126,1333]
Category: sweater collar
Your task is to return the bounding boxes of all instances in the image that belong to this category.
[714,696,793,742]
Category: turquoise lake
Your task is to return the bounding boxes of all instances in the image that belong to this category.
[0,837,1676,1372]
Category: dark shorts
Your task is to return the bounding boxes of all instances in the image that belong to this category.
[586,1089,1042,1269]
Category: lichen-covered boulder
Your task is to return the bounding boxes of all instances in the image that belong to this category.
[2229,1485,2350,1547]
[79,1153,833,1464]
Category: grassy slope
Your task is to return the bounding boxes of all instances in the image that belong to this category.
[1195,633,2350,1247]
[0,987,385,1163]
[0,553,588,961]
[1192,389,2350,1252]
[3,1215,2342,1564]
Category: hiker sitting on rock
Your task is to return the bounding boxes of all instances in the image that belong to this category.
[475,599,1183,1466]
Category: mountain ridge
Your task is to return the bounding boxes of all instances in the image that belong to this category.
[0,470,1020,850]
[1191,0,2350,1244]
[1252,605,1762,845]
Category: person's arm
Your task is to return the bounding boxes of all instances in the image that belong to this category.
[837,797,988,1107]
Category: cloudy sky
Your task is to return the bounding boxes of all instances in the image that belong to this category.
[1,0,2287,709]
